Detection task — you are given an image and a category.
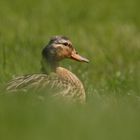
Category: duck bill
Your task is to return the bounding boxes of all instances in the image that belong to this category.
[71,53,89,63]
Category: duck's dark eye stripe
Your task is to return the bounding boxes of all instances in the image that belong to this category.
[63,42,69,46]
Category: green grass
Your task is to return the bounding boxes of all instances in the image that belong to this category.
[0,0,140,140]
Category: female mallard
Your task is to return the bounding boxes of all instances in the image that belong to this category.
[7,36,89,103]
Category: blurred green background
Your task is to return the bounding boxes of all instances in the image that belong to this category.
[0,0,140,140]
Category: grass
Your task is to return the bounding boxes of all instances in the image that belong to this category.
[0,0,140,140]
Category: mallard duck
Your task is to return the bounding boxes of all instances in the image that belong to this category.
[6,36,89,103]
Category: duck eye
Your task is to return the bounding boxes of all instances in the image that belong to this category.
[63,42,69,46]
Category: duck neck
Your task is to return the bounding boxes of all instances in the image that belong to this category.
[41,57,59,74]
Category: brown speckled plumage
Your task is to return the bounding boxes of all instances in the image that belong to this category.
[6,36,89,103]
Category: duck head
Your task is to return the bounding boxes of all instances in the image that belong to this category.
[42,36,89,62]
[42,36,89,73]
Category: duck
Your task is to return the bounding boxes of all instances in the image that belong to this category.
[6,36,89,103]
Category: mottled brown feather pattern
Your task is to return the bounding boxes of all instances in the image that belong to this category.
[6,67,86,102]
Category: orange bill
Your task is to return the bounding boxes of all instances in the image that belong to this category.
[71,53,89,63]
